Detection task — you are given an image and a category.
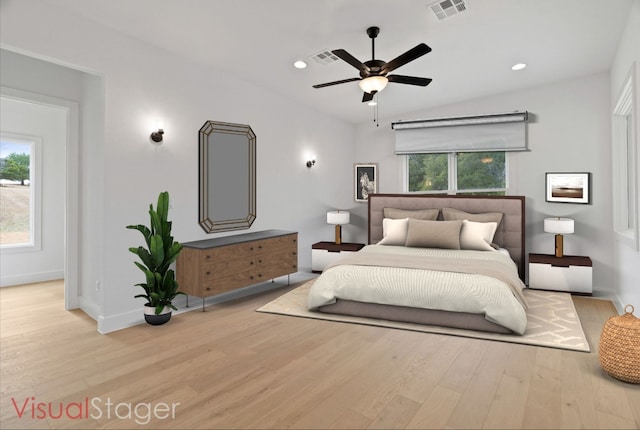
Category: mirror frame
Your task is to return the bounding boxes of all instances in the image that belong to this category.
[199,120,256,233]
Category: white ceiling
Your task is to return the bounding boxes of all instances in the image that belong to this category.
[50,0,633,124]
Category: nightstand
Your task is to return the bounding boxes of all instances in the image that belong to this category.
[312,241,365,273]
[528,253,592,295]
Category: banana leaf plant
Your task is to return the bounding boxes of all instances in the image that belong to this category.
[127,191,184,314]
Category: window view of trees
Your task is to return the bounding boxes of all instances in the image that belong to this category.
[0,141,32,246]
[1,152,30,185]
[408,151,506,194]
[457,152,505,190]
[408,153,448,191]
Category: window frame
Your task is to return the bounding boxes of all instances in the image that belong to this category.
[402,151,509,195]
[0,132,42,253]
[612,64,639,251]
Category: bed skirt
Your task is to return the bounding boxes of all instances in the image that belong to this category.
[318,299,513,334]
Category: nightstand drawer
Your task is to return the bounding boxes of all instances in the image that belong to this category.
[311,242,365,273]
[529,262,592,294]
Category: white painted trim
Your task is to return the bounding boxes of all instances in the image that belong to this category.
[0,132,42,253]
[97,274,315,334]
[611,64,639,252]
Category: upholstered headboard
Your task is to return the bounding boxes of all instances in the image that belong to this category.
[368,194,526,280]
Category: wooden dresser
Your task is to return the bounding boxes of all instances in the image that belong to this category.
[176,230,298,308]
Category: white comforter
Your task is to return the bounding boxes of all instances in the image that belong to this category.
[307,245,528,334]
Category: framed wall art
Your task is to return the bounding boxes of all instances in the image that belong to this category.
[355,163,378,202]
[545,172,591,204]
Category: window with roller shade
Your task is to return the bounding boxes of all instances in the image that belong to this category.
[394,112,524,195]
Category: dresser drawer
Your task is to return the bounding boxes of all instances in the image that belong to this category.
[255,234,297,253]
[202,270,256,295]
[202,258,256,281]
[200,242,255,262]
[257,249,298,280]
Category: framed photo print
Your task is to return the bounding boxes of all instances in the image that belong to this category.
[355,163,378,202]
[545,172,591,204]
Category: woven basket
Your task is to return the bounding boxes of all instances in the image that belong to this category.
[598,305,640,384]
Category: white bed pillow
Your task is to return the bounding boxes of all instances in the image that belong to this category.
[460,220,498,251]
[378,218,409,245]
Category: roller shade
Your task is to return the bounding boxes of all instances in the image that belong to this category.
[392,111,528,154]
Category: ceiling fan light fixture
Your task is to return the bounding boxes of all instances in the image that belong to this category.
[359,76,388,94]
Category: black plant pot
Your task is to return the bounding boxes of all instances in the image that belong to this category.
[144,305,172,326]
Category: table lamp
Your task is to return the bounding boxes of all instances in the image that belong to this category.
[327,210,350,245]
[543,217,574,257]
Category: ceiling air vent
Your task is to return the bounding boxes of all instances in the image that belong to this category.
[429,0,468,20]
[310,50,340,65]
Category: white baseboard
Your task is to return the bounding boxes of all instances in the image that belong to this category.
[96,273,316,334]
[78,296,100,321]
[0,270,64,287]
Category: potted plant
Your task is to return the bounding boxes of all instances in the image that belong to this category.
[127,191,184,325]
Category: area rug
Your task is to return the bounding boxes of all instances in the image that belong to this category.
[256,280,590,352]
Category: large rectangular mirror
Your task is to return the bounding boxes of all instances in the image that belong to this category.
[199,121,256,233]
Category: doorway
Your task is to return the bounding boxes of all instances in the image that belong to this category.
[0,88,79,310]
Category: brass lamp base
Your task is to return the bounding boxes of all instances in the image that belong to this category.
[334,225,342,245]
[555,234,564,257]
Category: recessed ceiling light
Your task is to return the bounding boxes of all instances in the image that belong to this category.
[293,60,307,69]
[512,63,527,71]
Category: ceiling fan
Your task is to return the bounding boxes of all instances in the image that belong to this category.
[313,26,433,102]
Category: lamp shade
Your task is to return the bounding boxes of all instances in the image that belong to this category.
[544,217,574,234]
[327,211,350,225]
[358,76,388,94]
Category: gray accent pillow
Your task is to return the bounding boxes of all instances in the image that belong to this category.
[384,207,439,221]
[441,207,504,225]
[405,219,463,249]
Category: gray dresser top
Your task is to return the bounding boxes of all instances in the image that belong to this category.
[181,229,297,249]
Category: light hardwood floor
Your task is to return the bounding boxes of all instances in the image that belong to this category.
[1,280,638,429]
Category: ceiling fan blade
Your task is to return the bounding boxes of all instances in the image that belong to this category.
[313,77,361,89]
[387,75,433,86]
[332,49,370,73]
[383,43,432,74]
[362,92,375,103]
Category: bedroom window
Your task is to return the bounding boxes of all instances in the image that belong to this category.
[0,134,41,251]
[406,151,507,195]
[612,65,638,250]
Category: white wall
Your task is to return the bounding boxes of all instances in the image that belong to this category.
[354,73,615,300]
[0,96,66,285]
[610,0,640,311]
[1,1,356,332]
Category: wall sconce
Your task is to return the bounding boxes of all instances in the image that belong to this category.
[150,122,164,143]
[306,159,316,168]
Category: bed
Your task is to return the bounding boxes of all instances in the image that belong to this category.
[307,194,528,334]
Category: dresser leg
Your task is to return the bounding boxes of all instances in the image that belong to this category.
[186,295,189,308]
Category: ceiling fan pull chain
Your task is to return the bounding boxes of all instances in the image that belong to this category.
[373,94,379,127]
